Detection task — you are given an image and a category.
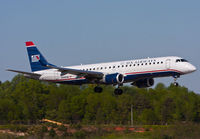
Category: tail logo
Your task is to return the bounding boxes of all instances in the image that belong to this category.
[31,55,40,62]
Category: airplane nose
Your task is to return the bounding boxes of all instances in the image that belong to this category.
[190,65,197,72]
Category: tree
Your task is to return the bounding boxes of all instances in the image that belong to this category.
[0,75,200,125]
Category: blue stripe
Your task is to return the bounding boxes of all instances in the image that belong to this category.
[124,71,180,83]
[54,71,180,85]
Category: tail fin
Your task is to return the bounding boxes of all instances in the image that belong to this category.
[26,41,50,72]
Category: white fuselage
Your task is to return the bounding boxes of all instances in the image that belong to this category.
[35,56,196,85]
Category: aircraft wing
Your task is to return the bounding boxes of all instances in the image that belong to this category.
[46,65,104,78]
[37,57,104,79]
[7,69,41,77]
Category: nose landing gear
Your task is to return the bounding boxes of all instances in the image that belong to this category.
[173,75,180,87]
[174,81,179,86]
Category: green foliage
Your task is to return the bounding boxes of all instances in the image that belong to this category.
[73,130,86,139]
[0,75,200,125]
[27,125,47,138]
[151,122,200,139]
[0,124,29,132]
[70,123,82,130]
[57,125,67,132]
[0,133,16,139]
[49,128,56,137]
[41,125,48,133]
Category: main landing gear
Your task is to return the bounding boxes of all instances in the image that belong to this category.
[173,75,180,87]
[94,84,123,95]
[114,88,123,95]
[94,86,103,93]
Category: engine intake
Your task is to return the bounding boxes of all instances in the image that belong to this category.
[103,73,124,84]
[132,78,154,88]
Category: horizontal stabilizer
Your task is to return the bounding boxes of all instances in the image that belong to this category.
[6,69,41,77]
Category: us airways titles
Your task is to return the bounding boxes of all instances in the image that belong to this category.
[121,59,157,65]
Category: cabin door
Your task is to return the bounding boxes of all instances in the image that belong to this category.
[165,59,171,69]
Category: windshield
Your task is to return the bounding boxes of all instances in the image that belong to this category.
[176,59,188,62]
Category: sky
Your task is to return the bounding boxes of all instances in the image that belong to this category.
[0,0,200,93]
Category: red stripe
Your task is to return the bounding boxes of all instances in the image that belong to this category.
[47,77,85,82]
[47,69,181,82]
[125,69,182,75]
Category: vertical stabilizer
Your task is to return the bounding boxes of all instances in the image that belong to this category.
[26,41,50,72]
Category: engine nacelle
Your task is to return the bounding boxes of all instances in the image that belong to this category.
[132,78,154,88]
[103,73,124,84]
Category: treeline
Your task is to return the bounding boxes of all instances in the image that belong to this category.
[0,75,200,125]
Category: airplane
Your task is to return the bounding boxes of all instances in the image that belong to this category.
[7,41,197,95]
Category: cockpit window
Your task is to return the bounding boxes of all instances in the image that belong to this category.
[181,59,188,62]
[176,59,188,62]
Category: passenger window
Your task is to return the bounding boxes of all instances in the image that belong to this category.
[93,68,95,70]
[118,65,120,68]
[157,62,159,64]
[161,62,163,64]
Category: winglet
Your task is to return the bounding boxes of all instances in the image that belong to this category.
[25,41,35,47]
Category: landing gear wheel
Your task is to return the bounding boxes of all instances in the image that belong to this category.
[114,88,123,95]
[94,86,103,93]
[173,75,180,87]
[174,82,179,87]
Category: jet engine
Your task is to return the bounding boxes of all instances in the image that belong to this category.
[103,73,124,84]
[132,78,154,88]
